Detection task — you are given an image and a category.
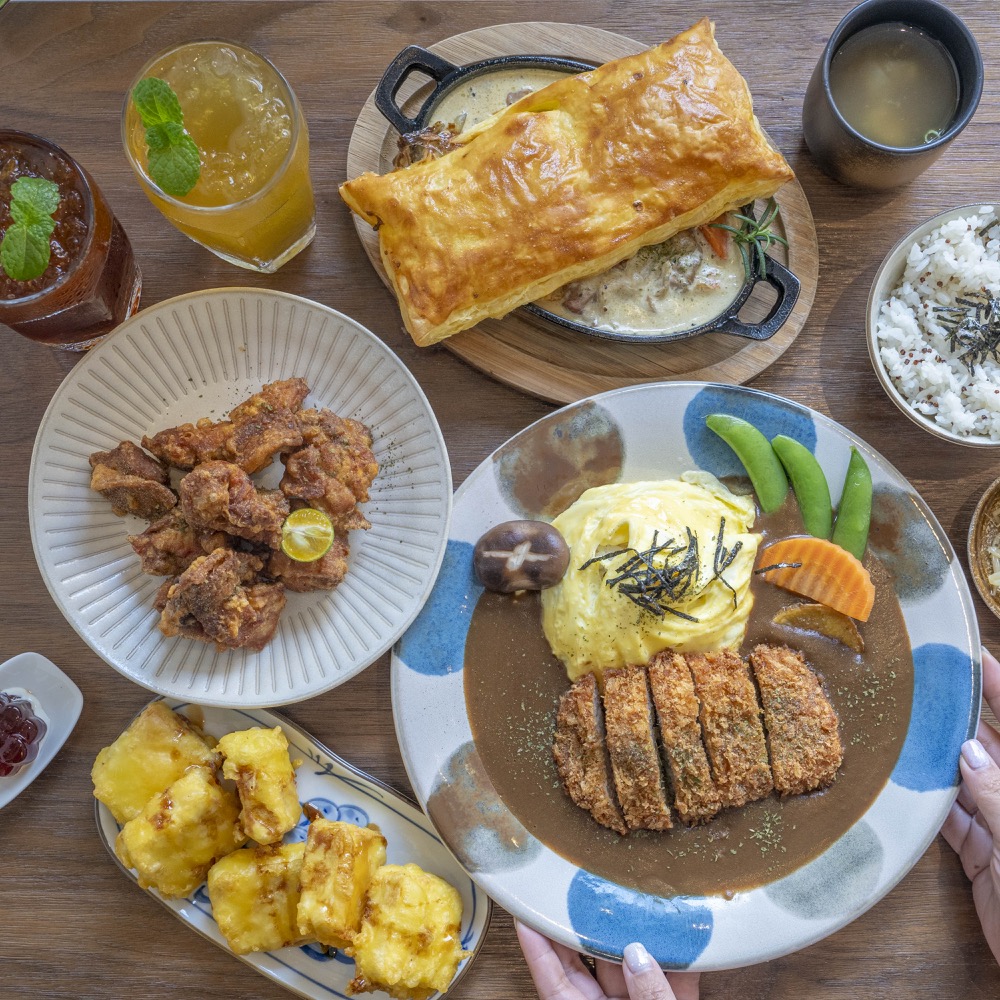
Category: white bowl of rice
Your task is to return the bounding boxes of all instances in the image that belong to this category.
[868,204,1000,447]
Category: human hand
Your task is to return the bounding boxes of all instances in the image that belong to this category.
[515,920,700,1000]
[941,645,1000,964]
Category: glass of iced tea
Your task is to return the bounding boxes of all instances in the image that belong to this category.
[0,131,142,350]
[121,40,316,272]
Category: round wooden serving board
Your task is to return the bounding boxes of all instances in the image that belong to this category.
[346,22,819,404]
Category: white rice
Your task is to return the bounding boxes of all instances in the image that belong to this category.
[876,206,1000,439]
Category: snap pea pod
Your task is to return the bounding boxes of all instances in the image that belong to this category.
[706,413,788,513]
[832,447,873,561]
[771,435,833,539]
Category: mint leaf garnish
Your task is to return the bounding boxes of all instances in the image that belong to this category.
[132,77,201,197]
[132,77,184,128]
[10,177,60,221]
[0,176,60,282]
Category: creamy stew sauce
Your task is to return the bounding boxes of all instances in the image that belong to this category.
[463,494,913,897]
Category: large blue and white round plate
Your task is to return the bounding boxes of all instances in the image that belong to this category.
[390,382,980,971]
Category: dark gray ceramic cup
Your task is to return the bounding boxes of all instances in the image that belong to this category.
[802,0,983,190]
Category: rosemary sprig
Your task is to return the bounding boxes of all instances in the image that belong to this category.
[711,197,788,281]
[579,529,701,621]
[933,289,1000,373]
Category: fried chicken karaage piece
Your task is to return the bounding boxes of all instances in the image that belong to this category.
[228,378,308,473]
[158,549,286,651]
[89,441,177,520]
[179,461,289,550]
[281,410,378,531]
[142,418,235,471]
[268,538,350,592]
[128,509,230,576]
[141,379,309,474]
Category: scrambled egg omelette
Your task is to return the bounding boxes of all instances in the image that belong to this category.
[541,473,760,680]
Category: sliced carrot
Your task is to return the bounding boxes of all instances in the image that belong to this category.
[699,218,730,259]
[757,536,875,622]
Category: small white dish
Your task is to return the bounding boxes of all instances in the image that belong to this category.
[0,651,83,810]
[866,202,1000,448]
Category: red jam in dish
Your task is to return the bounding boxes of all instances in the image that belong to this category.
[0,691,47,777]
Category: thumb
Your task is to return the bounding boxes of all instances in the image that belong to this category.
[960,739,1000,836]
[622,943,677,1000]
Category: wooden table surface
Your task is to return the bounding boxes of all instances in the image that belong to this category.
[3,2,1000,998]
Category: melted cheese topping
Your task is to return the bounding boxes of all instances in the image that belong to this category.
[340,19,793,346]
[541,474,760,680]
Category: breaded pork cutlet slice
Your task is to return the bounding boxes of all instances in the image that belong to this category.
[648,651,721,825]
[602,665,673,831]
[750,644,843,795]
[553,673,627,836]
[688,650,773,809]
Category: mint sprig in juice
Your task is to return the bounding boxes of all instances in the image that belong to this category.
[122,41,315,273]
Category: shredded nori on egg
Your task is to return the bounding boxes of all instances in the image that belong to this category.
[579,528,702,621]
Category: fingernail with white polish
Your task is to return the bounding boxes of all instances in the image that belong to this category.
[624,942,655,974]
[962,739,990,770]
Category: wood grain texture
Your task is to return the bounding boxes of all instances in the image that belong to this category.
[1,2,1000,999]
[345,21,820,401]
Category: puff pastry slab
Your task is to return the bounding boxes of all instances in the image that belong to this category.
[341,19,794,346]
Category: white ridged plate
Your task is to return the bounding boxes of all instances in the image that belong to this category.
[29,288,452,707]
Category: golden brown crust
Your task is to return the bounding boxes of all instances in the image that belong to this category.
[602,665,672,830]
[553,673,628,836]
[647,651,721,825]
[340,19,793,345]
[750,644,843,795]
[687,650,773,809]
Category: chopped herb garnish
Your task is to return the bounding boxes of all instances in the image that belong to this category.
[933,289,1000,373]
[579,529,701,621]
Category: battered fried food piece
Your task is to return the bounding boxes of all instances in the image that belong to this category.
[158,549,286,651]
[179,461,289,548]
[228,378,308,473]
[297,816,388,949]
[141,380,309,473]
[142,418,235,470]
[268,538,351,592]
[91,701,221,824]
[89,441,176,519]
[217,726,301,845]
[602,665,672,831]
[296,410,379,498]
[114,765,247,898]
[750,644,843,795]
[207,843,308,954]
[90,440,169,484]
[281,409,379,531]
[688,650,772,809]
[648,651,721,825]
[128,509,230,576]
[347,863,468,1000]
[553,673,627,835]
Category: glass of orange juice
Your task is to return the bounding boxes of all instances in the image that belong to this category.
[121,40,315,272]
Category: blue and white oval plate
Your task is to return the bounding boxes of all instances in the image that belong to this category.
[391,381,979,971]
[96,699,491,999]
